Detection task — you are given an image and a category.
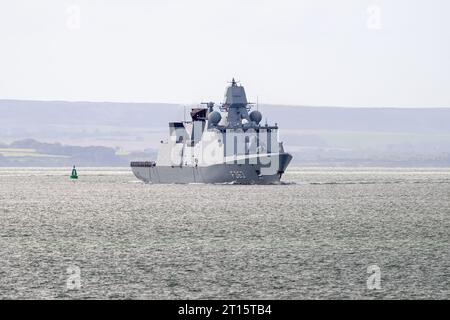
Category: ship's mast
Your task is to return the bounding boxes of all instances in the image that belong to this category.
[223,78,251,127]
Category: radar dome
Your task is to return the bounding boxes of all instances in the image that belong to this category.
[249,110,262,124]
[208,111,222,125]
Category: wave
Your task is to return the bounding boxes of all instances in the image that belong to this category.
[309,179,450,186]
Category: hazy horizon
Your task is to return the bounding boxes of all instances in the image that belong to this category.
[1,98,449,109]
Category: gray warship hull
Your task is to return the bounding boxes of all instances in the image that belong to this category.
[131,153,292,184]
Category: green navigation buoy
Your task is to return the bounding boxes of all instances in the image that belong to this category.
[70,166,78,180]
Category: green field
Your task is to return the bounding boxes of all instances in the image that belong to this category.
[0,148,69,158]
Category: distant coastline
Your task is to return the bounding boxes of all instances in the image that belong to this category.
[0,139,154,167]
[1,138,450,168]
[1,99,450,167]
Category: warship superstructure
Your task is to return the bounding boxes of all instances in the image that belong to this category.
[130,79,292,184]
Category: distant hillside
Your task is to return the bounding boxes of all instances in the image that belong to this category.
[0,100,183,151]
[0,139,120,167]
[2,99,450,133]
[0,100,181,127]
[261,106,450,134]
[1,99,450,166]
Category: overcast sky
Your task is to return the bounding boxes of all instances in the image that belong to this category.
[0,0,449,107]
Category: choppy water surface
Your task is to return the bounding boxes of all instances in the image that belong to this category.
[0,167,449,299]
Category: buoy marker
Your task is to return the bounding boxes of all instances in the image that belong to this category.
[70,165,78,180]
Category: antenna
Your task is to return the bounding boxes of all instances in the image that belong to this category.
[228,78,239,86]
[257,96,259,111]
[183,106,186,122]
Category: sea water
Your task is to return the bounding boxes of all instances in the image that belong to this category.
[0,167,448,299]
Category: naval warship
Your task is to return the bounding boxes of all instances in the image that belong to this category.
[130,79,292,184]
